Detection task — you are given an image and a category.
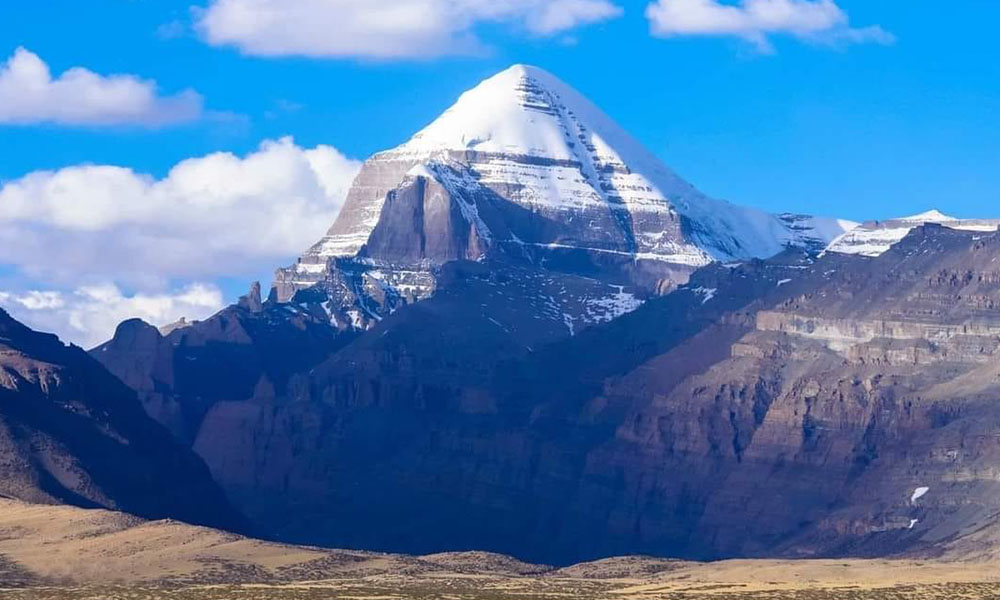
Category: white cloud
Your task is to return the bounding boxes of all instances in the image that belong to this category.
[0,47,204,127]
[0,284,225,349]
[645,0,893,52]
[0,137,361,288]
[194,0,624,59]
[0,137,361,346]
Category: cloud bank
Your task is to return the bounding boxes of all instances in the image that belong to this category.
[0,47,204,126]
[195,0,624,58]
[0,137,361,346]
[0,137,360,287]
[645,0,893,52]
[0,284,225,349]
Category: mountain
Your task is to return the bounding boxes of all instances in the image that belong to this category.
[825,209,1000,256]
[272,65,854,327]
[87,64,1000,565]
[0,309,243,531]
[95,224,1000,564]
[573,223,1000,560]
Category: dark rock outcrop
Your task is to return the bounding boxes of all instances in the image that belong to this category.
[93,283,356,443]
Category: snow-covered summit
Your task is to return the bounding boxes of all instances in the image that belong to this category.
[825,209,1000,257]
[276,64,855,303]
[331,65,849,259]
[901,209,954,222]
[400,64,617,161]
[397,64,701,202]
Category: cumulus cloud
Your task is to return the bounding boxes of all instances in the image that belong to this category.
[194,0,624,59]
[0,137,361,346]
[0,47,204,127]
[645,0,893,52]
[0,137,361,288]
[0,284,224,349]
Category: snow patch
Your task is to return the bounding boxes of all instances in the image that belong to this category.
[295,262,328,275]
[581,285,643,324]
[691,287,717,304]
[911,486,930,503]
[407,163,437,180]
[903,209,953,222]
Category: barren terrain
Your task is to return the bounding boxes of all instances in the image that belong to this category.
[2,499,999,599]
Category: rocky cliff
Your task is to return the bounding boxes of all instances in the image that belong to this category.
[0,309,244,531]
[584,224,1000,559]
[92,283,356,443]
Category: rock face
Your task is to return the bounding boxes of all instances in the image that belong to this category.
[273,65,853,325]
[582,224,1000,560]
[92,283,355,443]
[0,309,243,531]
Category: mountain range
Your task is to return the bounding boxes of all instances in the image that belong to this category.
[3,64,1000,567]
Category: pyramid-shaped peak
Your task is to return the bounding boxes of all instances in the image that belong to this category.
[397,64,593,159]
[395,64,675,182]
[277,64,855,303]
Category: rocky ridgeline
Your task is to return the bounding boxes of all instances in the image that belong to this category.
[87,224,1000,563]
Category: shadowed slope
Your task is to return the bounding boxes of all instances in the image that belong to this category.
[0,309,244,532]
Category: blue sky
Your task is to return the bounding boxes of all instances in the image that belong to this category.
[1,0,998,345]
[3,1,998,219]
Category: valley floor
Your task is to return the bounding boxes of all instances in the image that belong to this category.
[4,580,1000,600]
[1,499,998,599]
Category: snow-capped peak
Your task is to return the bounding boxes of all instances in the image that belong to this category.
[391,64,852,263]
[403,65,643,160]
[900,209,954,222]
[276,64,855,302]
[396,63,703,204]
[825,210,1000,257]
